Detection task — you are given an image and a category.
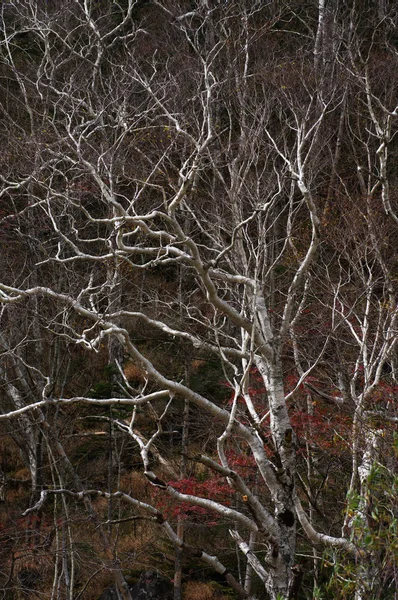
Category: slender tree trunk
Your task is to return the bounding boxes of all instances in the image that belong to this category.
[174,366,191,600]
[354,429,382,600]
[41,415,133,600]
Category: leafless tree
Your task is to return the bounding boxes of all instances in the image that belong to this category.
[0,2,397,599]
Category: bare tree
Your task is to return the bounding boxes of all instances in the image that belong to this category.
[0,1,397,599]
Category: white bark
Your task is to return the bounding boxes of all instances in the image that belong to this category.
[1,2,397,598]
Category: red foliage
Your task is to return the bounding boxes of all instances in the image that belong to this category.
[153,370,395,528]
[290,404,352,456]
[154,476,234,524]
[369,382,398,408]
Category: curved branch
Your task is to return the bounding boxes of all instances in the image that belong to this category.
[294,494,357,554]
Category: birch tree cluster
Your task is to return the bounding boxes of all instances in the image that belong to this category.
[0,1,397,599]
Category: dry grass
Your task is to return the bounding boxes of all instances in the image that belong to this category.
[123,362,146,382]
[183,581,232,600]
[184,581,215,600]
